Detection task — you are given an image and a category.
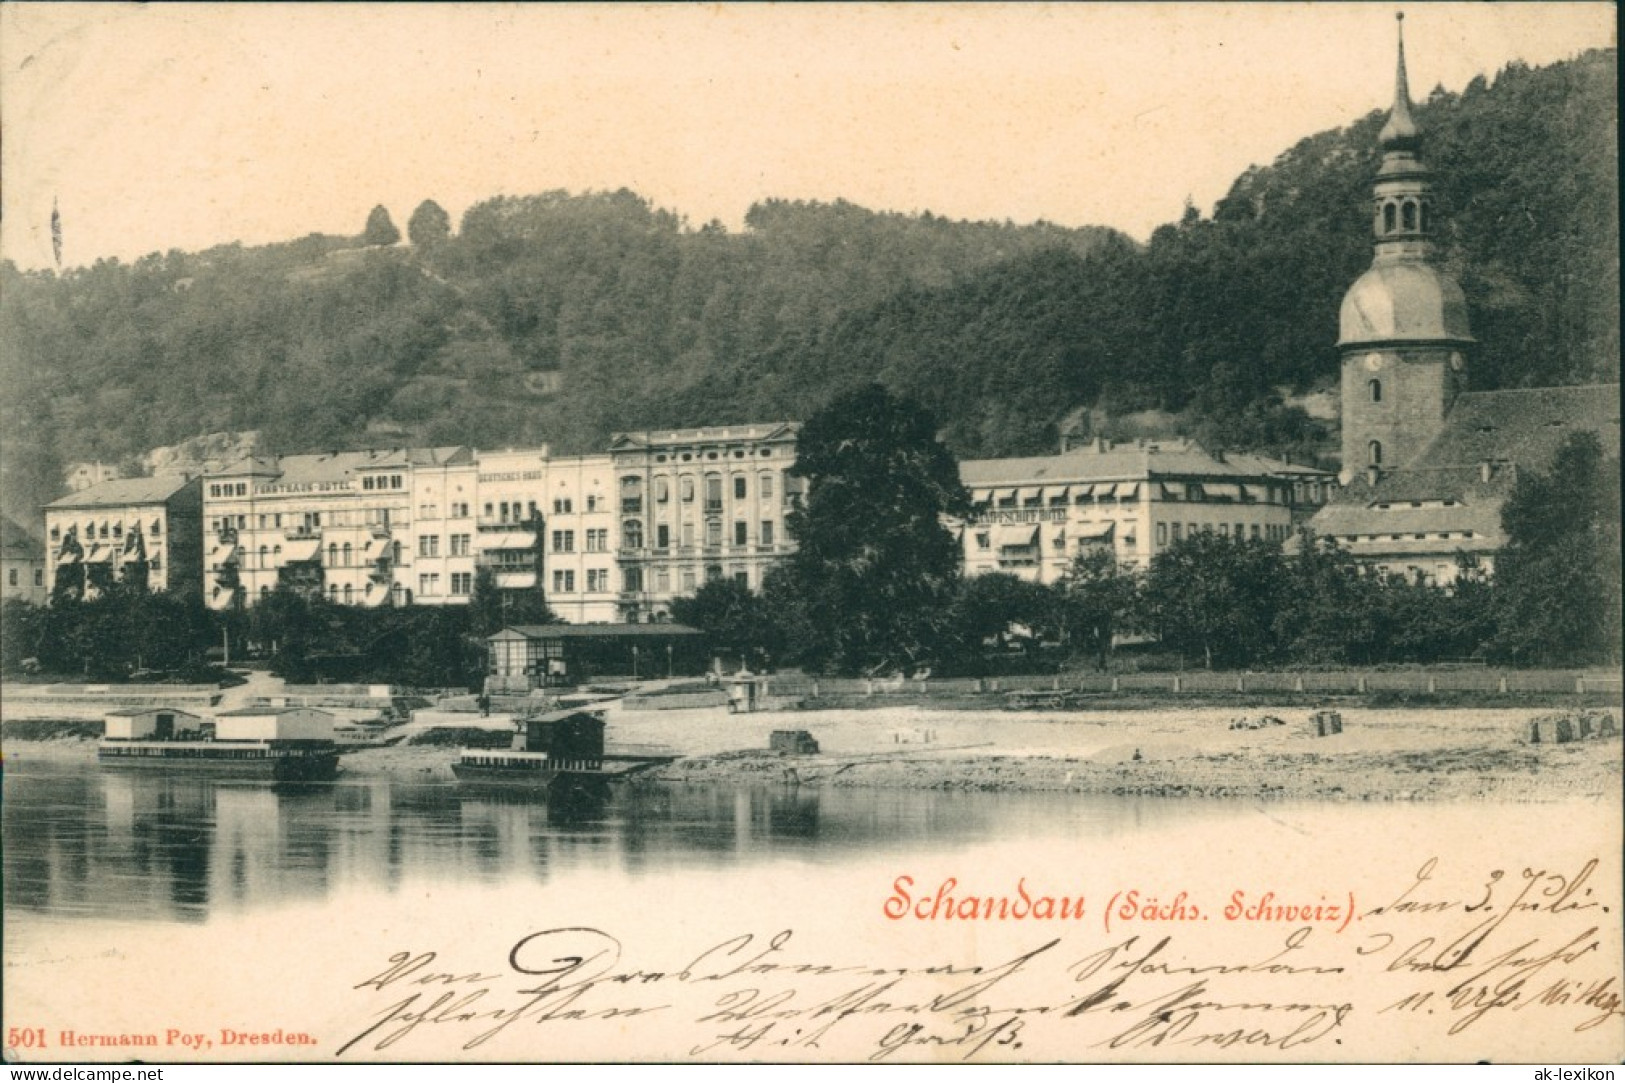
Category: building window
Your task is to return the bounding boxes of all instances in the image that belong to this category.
[705,475,723,512]
[419,535,440,557]
[452,501,470,518]
[623,520,643,549]
[553,497,573,514]
[681,476,695,503]
[420,503,437,519]
[418,574,439,597]
[1251,524,1262,540]
[484,502,494,520]
[1171,523,1181,542]
[681,569,697,592]
[1383,202,1397,233]
[655,478,669,503]
[734,521,748,546]
[1401,200,1417,231]
[681,522,695,547]
[586,528,609,552]
[587,569,608,592]
[733,570,749,588]
[976,532,991,551]
[8,569,16,586]
[656,524,670,549]
[1369,441,1383,466]
[1369,378,1382,403]
[34,570,43,587]
[705,520,722,547]
[624,568,643,593]
[621,476,643,513]
[1157,523,1168,545]
[586,493,600,512]
[552,570,575,593]
[451,572,472,595]
[551,530,575,553]
[655,569,671,593]
[761,521,774,546]
[328,543,339,565]
[760,474,774,498]
[343,584,354,604]
[733,476,747,500]
[450,534,471,556]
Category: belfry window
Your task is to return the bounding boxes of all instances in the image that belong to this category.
[1369,378,1382,403]
[1401,201,1417,231]
[1369,441,1383,466]
[1383,203,1397,233]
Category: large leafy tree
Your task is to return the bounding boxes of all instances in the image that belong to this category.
[407,199,452,248]
[671,579,782,670]
[1054,548,1139,670]
[1491,432,1622,664]
[1143,532,1284,669]
[362,205,401,247]
[785,384,970,674]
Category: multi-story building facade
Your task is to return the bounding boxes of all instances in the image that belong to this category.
[200,448,472,610]
[1,515,48,604]
[959,439,1321,582]
[472,448,620,623]
[412,451,480,608]
[607,424,802,622]
[43,477,203,600]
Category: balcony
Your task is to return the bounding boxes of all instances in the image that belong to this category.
[478,519,532,533]
[621,498,644,514]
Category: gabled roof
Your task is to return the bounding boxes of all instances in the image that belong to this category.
[46,476,196,510]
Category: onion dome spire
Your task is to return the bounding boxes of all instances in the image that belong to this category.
[1379,12,1421,151]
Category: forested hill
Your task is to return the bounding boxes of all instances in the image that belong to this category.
[1,48,1615,523]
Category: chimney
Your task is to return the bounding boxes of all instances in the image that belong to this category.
[1367,465,1382,488]
[1096,436,1109,453]
[1479,459,1493,483]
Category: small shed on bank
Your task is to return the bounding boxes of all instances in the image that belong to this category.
[212,707,336,742]
[514,709,607,769]
[103,707,207,740]
[487,624,708,690]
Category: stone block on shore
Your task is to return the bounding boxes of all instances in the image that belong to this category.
[1307,709,1344,738]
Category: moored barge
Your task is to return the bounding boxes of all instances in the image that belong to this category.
[98,706,340,782]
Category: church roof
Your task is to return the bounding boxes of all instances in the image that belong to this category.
[1411,385,1621,468]
[1311,384,1621,544]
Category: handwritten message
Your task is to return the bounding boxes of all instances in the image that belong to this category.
[334,856,1620,1062]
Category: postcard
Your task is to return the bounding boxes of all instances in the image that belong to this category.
[2,2,1620,1066]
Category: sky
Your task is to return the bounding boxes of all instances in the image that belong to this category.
[1,3,1616,271]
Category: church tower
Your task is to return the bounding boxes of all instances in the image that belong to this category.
[1337,14,1473,483]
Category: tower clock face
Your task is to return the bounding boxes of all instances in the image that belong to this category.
[1450,352,1465,371]
[1364,352,1383,372]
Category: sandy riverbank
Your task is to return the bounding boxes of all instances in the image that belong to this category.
[8,701,1618,802]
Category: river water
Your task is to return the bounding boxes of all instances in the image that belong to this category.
[4,759,1621,1063]
[3,759,1235,927]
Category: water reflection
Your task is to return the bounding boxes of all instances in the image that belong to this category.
[4,760,1232,927]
